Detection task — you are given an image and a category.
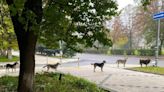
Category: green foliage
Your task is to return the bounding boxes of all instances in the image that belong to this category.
[162,49,164,55]
[128,67,164,75]
[0,76,18,92]
[0,72,107,92]
[141,0,151,9]
[0,2,18,53]
[39,0,118,52]
[84,47,109,54]
[107,49,155,56]
[0,56,19,62]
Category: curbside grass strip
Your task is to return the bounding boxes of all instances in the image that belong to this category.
[125,67,164,76]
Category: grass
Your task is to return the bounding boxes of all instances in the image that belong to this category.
[0,72,108,92]
[0,56,19,62]
[128,67,164,75]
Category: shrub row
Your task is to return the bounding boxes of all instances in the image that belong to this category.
[109,49,155,56]
[84,49,156,56]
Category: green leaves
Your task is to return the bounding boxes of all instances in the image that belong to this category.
[39,0,118,51]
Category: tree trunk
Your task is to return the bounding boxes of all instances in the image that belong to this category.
[5,0,42,92]
[7,33,13,59]
[7,47,12,60]
[17,31,37,92]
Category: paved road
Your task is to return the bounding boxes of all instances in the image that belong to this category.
[69,53,164,67]
[10,51,164,67]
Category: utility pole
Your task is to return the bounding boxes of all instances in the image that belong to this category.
[154,0,162,67]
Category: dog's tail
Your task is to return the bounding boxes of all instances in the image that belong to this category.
[91,63,94,65]
[43,65,47,68]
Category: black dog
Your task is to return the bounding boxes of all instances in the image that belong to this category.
[5,62,19,72]
[43,63,60,71]
[140,59,151,67]
[91,60,106,72]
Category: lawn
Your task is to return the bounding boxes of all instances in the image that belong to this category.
[0,56,19,62]
[128,67,164,75]
[0,72,108,92]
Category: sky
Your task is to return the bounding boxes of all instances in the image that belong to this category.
[117,0,135,10]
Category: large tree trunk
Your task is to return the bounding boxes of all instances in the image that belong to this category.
[5,0,42,92]
[17,31,37,92]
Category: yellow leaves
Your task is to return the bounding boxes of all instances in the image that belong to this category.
[115,35,128,46]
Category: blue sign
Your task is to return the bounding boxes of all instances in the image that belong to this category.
[153,12,164,20]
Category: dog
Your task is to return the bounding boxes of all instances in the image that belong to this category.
[43,63,60,71]
[140,58,151,67]
[91,60,106,72]
[5,62,19,72]
[116,58,128,68]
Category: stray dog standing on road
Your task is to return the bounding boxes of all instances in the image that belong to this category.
[43,63,60,71]
[116,58,128,68]
[91,60,106,72]
[140,58,151,67]
[5,62,19,72]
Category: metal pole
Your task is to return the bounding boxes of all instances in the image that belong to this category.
[155,19,160,66]
[59,40,62,63]
[46,53,48,65]
[155,0,162,67]
[77,57,79,68]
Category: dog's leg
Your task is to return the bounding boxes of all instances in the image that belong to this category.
[5,67,7,73]
[94,65,96,72]
[14,68,16,72]
[101,67,103,72]
[117,62,119,68]
[47,67,49,71]
[140,63,142,67]
[124,63,125,67]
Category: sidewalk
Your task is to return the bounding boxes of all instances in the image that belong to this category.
[0,64,164,92]
[57,64,164,92]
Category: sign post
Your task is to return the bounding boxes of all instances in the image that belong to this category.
[153,11,164,66]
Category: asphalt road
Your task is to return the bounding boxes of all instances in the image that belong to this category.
[61,53,164,67]
[5,52,164,67]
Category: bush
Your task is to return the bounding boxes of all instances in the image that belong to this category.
[0,72,107,92]
[84,48,108,54]
[109,49,155,56]
[0,56,19,62]
[161,49,164,55]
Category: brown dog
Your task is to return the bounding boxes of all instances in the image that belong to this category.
[116,58,128,68]
[43,63,60,71]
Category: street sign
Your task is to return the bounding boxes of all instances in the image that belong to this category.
[153,12,164,20]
